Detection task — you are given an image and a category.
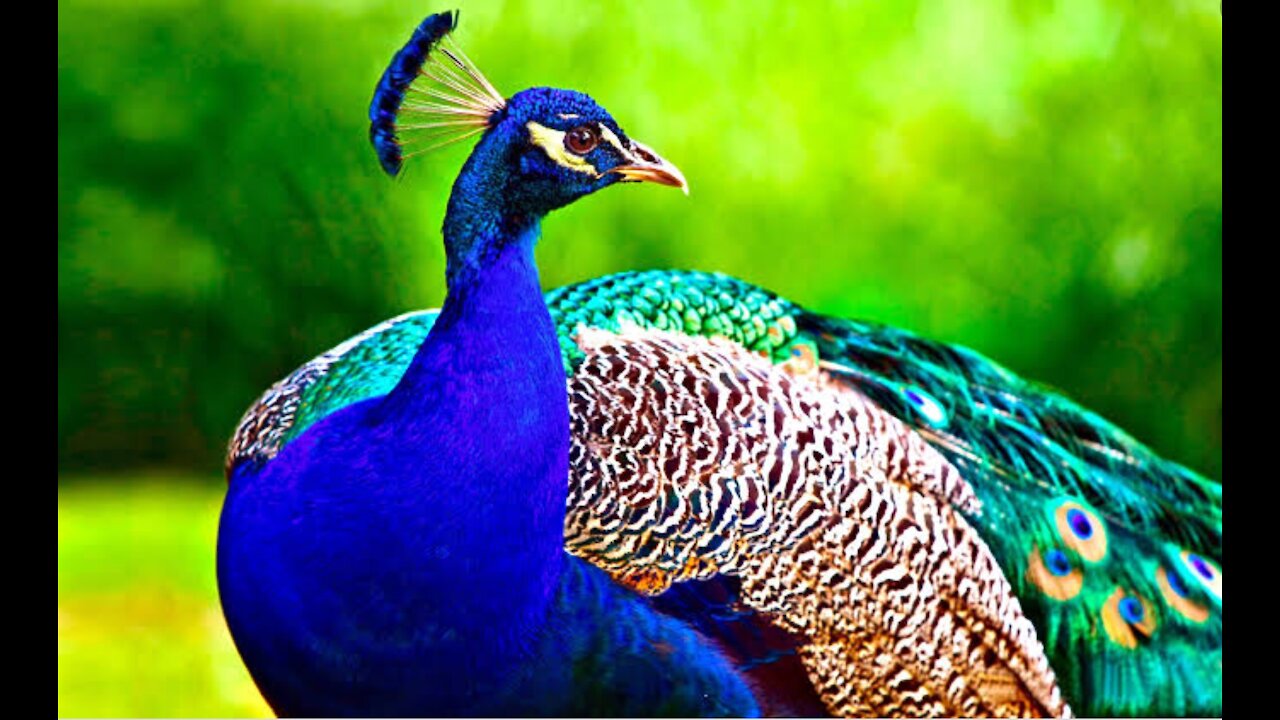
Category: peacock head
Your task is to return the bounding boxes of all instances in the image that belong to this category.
[369,11,686,218]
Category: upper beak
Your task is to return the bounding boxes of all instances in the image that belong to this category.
[607,139,689,195]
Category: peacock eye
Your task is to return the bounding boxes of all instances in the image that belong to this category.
[564,124,600,155]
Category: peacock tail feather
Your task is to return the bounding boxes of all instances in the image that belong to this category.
[227,268,1221,717]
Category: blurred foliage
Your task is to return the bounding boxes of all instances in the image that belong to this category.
[58,0,1220,477]
[59,479,271,717]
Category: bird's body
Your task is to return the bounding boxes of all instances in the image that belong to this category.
[217,10,1221,718]
[227,269,1221,717]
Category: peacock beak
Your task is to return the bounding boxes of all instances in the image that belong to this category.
[608,139,689,195]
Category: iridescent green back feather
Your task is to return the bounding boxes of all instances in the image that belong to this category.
[227,269,1221,716]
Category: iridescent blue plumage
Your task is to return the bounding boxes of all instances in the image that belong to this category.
[221,11,738,717]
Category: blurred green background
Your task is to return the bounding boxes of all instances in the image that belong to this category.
[58,0,1221,716]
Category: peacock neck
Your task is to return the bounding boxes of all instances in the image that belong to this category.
[439,124,532,289]
[367,161,571,693]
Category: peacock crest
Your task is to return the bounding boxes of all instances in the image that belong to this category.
[369,11,505,176]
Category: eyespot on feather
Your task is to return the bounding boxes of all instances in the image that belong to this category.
[1026,546,1083,601]
[900,385,948,427]
[1052,499,1108,563]
[780,341,818,376]
[1101,587,1158,649]
[1179,549,1222,601]
[1156,566,1210,623]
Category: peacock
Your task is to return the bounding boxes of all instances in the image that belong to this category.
[217,10,1222,718]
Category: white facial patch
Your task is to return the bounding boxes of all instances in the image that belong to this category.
[525,121,638,177]
[597,125,630,157]
[526,121,598,176]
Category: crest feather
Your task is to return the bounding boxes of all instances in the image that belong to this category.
[368,10,506,176]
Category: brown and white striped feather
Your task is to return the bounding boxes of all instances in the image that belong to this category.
[225,311,429,473]
[565,326,1071,718]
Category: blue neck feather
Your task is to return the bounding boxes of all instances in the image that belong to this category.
[384,123,569,629]
[220,128,572,713]
[221,102,760,716]
[359,123,572,687]
[438,120,531,287]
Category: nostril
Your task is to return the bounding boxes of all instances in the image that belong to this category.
[634,146,657,163]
